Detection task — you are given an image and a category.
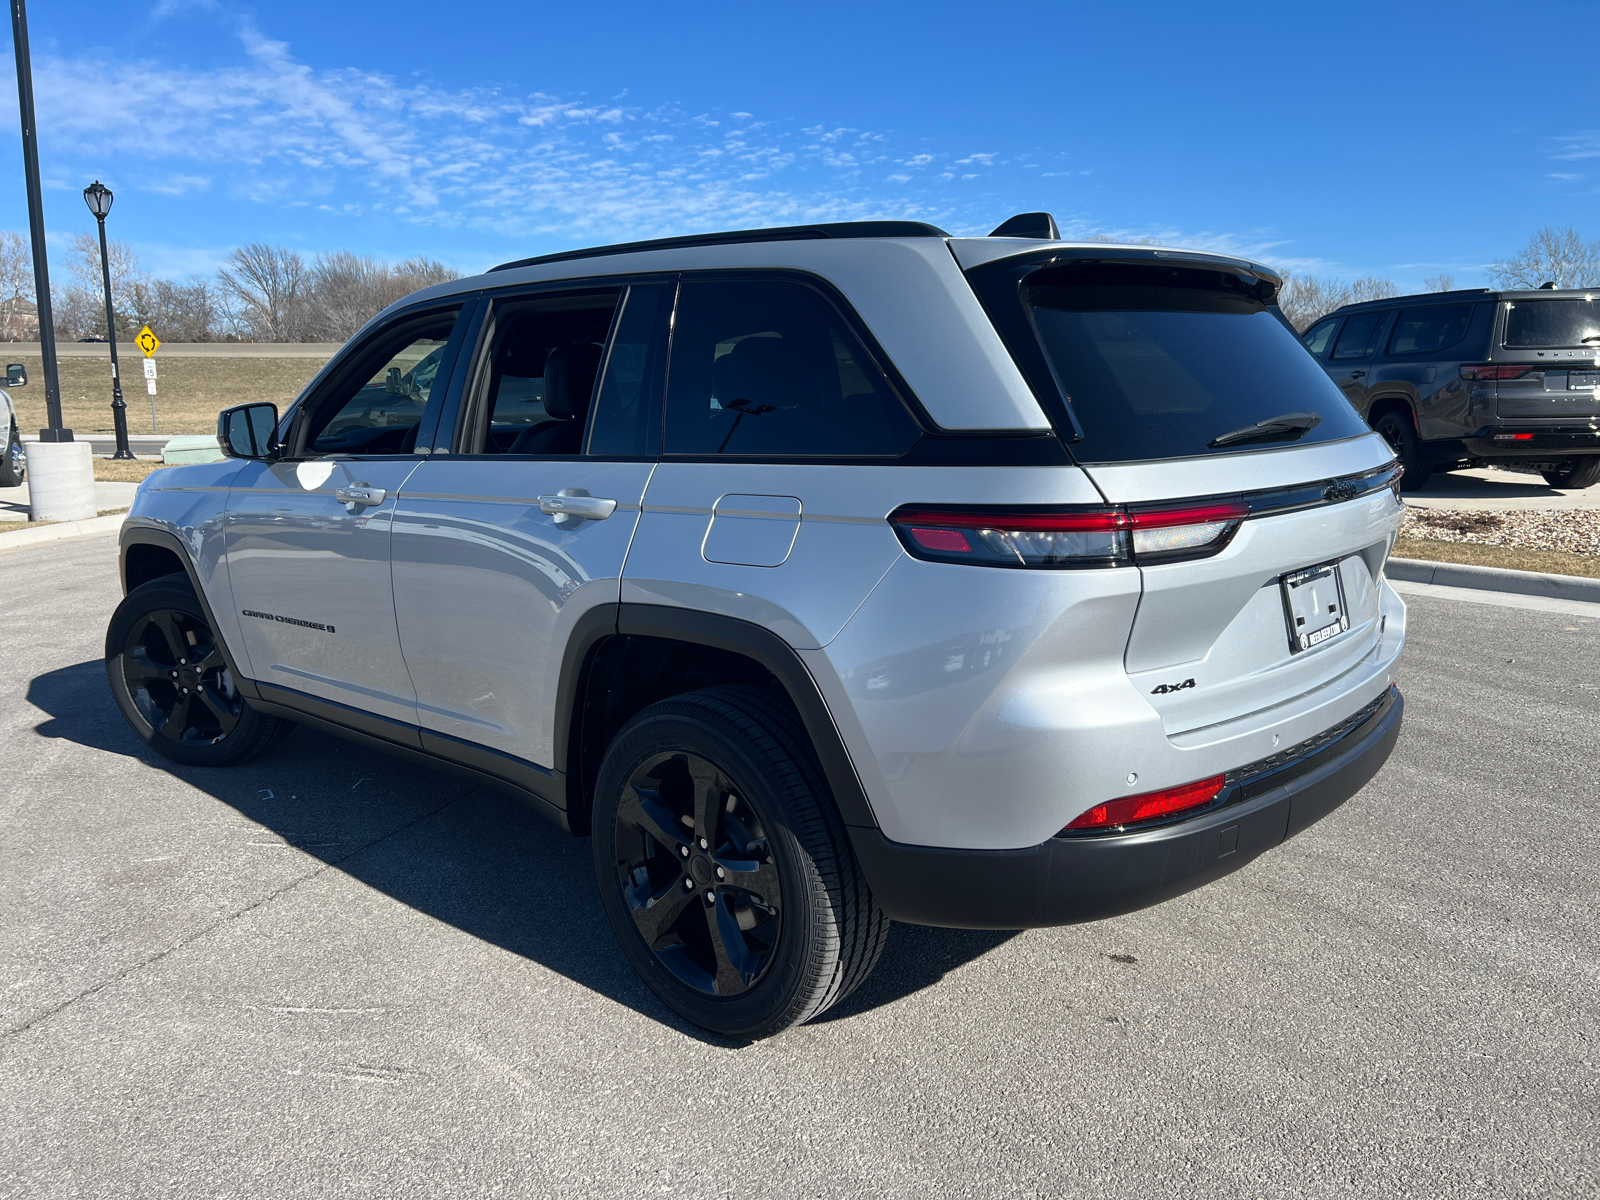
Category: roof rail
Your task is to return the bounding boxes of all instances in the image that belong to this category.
[490,220,951,273]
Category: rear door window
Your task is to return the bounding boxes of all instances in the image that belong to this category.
[1331,311,1385,359]
[663,277,921,457]
[1387,304,1473,355]
[1503,298,1600,348]
[1301,317,1340,358]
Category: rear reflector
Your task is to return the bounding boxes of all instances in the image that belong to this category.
[889,503,1244,568]
[1460,364,1536,381]
[1493,433,1535,441]
[1062,775,1227,833]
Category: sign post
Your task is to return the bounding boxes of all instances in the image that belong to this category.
[136,324,160,434]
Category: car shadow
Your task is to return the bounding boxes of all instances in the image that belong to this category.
[28,658,1017,1043]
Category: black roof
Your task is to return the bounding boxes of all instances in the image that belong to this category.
[491,220,951,273]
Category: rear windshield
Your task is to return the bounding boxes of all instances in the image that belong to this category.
[1001,262,1368,463]
[1503,298,1600,348]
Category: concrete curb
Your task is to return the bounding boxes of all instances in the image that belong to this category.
[1387,556,1600,603]
[0,512,125,553]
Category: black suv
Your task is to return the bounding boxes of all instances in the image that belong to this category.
[1302,289,1600,491]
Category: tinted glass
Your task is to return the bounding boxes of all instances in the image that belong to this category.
[308,308,462,455]
[474,293,618,454]
[1331,311,1384,359]
[588,283,670,457]
[664,279,919,457]
[1302,318,1339,357]
[1503,298,1600,348]
[1388,304,1473,355]
[1020,263,1367,463]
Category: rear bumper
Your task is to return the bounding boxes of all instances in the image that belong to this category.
[851,687,1403,929]
[1462,428,1600,457]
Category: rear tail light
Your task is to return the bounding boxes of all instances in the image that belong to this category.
[1493,433,1535,441]
[890,502,1246,569]
[1061,774,1227,834]
[1460,364,1536,381]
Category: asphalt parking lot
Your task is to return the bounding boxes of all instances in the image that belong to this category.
[2,534,1596,1199]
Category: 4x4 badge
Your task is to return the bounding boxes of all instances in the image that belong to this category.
[1150,678,1196,695]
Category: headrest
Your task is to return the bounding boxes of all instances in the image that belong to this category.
[544,343,604,421]
[713,335,802,408]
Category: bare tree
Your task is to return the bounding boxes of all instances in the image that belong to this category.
[1420,273,1456,294]
[216,243,310,341]
[0,231,34,340]
[1276,273,1399,332]
[1490,227,1600,290]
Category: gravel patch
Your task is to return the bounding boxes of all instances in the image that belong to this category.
[1402,505,1600,556]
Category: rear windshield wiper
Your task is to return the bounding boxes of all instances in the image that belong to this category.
[1209,410,1322,448]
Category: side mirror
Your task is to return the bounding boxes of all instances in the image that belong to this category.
[385,366,404,394]
[218,402,280,460]
[5,363,24,387]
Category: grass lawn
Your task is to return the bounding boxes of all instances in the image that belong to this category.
[93,458,178,483]
[5,355,330,436]
[1393,536,1600,580]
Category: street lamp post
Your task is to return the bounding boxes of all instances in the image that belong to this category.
[83,180,134,460]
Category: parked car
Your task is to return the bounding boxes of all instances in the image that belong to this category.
[1302,288,1600,491]
[106,216,1407,1037]
[1,361,27,487]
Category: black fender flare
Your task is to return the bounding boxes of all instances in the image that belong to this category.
[562,603,881,834]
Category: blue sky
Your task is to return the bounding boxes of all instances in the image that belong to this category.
[3,0,1596,286]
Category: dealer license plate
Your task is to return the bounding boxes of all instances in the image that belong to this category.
[1280,560,1349,654]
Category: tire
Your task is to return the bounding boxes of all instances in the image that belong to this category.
[1541,458,1600,491]
[591,685,888,1038]
[0,421,23,487]
[105,572,294,767]
[1373,410,1431,492]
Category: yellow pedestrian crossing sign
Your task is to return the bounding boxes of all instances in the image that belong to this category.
[135,325,160,357]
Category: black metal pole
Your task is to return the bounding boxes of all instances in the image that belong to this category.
[96,215,134,458]
[9,0,70,441]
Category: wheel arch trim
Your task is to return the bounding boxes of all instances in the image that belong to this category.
[579,604,881,832]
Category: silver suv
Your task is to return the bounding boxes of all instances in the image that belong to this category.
[105,216,1408,1037]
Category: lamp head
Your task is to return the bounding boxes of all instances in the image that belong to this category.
[83,180,114,219]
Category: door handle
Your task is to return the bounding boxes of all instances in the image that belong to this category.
[539,492,617,526]
[334,484,386,513]
[1349,370,1366,378]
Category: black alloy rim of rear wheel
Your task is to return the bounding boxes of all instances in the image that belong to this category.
[613,751,783,998]
[121,607,243,745]
[1378,417,1405,454]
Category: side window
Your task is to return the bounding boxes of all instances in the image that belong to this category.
[1387,304,1473,356]
[664,278,921,457]
[588,283,672,457]
[1301,317,1340,358]
[1331,311,1384,360]
[303,307,464,456]
[464,292,621,455]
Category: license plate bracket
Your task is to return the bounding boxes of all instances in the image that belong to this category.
[1569,370,1598,390]
[1280,559,1349,654]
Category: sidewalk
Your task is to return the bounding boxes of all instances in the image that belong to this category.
[0,479,140,522]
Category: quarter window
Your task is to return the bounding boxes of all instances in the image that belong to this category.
[664,278,920,457]
[1387,304,1473,356]
[1331,311,1386,360]
[1301,317,1340,357]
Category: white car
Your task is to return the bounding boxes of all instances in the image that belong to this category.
[1,361,26,487]
[107,214,1408,1037]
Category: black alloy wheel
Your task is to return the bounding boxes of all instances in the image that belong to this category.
[592,686,888,1038]
[614,750,783,998]
[106,573,293,766]
[1374,411,1431,492]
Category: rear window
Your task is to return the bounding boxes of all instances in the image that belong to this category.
[1503,298,1600,348]
[999,261,1368,463]
[1388,304,1473,355]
